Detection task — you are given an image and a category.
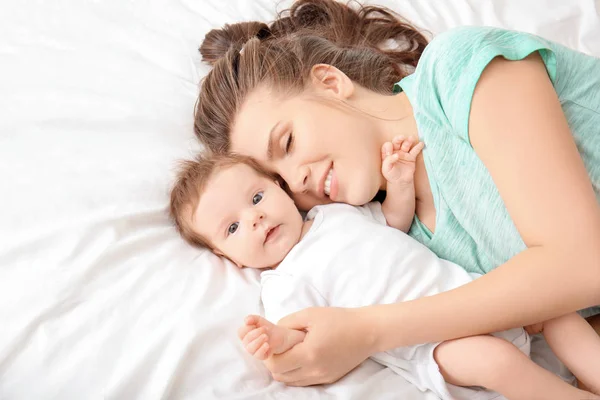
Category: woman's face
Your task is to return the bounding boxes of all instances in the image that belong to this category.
[230,83,385,211]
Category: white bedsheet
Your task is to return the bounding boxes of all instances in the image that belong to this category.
[0,1,598,399]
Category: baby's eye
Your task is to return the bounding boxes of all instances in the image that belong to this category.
[228,222,239,235]
[252,191,264,205]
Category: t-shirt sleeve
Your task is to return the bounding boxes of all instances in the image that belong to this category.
[260,272,327,324]
[355,202,387,225]
[418,26,557,144]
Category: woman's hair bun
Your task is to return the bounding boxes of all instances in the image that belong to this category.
[199,21,271,65]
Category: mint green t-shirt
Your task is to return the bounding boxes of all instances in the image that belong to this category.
[396,27,599,313]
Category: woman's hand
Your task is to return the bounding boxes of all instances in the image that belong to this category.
[262,306,378,386]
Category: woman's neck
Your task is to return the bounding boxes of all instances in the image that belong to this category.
[366,89,436,226]
[377,91,417,139]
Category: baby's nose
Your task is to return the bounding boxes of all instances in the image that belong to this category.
[245,209,265,228]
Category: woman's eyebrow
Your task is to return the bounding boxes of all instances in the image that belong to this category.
[267,121,282,161]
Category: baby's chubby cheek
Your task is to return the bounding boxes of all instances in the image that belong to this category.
[291,192,331,211]
[272,237,296,263]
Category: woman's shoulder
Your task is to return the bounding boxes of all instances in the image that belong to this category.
[418,26,555,78]
[426,26,493,49]
[423,26,551,57]
[406,26,559,137]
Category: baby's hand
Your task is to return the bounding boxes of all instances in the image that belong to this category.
[381,136,424,184]
[237,315,289,360]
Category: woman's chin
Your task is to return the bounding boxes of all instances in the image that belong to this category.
[345,189,379,206]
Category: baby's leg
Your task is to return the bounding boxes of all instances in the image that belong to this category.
[539,312,600,394]
[238,315,305,360]
[434,335,598,400]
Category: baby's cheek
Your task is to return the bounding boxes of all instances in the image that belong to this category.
[291,192,329,211]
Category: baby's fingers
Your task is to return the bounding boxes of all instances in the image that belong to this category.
[381,142,394,159]
[246,333,269,356]
[254,342,270,361]
[409,141,425,157]
[245,315,261,326]
[238,324,256,341]
[382,153,400,172]
[400,137,415,153]
[392,135,413,151]
[242,326,267,347]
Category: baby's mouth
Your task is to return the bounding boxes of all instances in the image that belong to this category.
[265,225,280,244]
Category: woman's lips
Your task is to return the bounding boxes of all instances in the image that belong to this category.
[329,168,339,200]
[323,166,338,200]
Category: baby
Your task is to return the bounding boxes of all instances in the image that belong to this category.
[169,138,600,399]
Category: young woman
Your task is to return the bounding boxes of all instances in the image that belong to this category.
[195,0,600,387]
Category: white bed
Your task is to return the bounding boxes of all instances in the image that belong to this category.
[1,0,598,398]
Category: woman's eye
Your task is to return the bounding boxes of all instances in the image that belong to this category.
[285,132,294,154]
[228,222,239,235]
[252,191,264,205]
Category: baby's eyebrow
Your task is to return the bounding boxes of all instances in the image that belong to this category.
[215,212,231,238]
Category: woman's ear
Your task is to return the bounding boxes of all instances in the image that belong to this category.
[310,64,354,100]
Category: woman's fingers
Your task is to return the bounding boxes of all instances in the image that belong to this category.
[272,368,333,386]
[263,344,304,374]
[270,368,302,383]
[271,307,372,385]
[277,308,314,331]
[285,377,329,387]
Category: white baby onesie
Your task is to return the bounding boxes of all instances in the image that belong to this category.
[261,202,530,400]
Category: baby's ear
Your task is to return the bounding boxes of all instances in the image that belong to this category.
[215,250,244,269]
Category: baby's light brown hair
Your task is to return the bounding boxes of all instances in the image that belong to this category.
[169,152,277,249]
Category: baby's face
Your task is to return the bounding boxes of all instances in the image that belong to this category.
[193,163,304,269]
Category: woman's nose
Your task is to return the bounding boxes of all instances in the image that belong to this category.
[287,165,310,194]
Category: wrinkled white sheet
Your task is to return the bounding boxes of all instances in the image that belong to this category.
[0,0,598,399]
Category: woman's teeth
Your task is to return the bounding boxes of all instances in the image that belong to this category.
[324,168,333,196]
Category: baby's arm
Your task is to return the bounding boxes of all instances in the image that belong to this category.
[238,315,305,360]
[525,312,600,394]
[434,334,598,399]
[380,136,424,232]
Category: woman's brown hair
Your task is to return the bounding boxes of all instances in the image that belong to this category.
[195,0,428,153]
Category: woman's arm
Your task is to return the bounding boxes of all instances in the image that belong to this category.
[373,53,600,351]
[265,55,600,386]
